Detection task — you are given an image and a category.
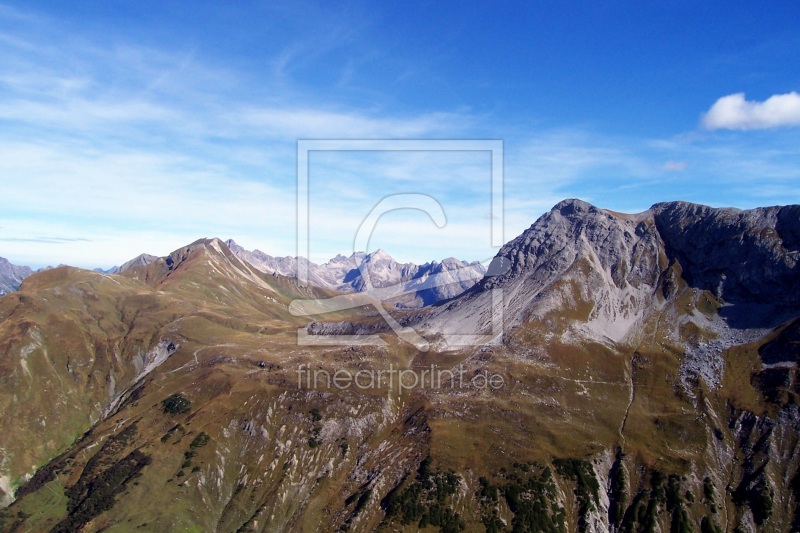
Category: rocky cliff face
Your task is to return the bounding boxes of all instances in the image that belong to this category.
[651,201,800,306]
[411,198,800,531]
[481,199,660,290]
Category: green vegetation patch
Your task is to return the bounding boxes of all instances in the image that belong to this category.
[478,462,567,533]
[161,423,186,443]
[161,393,191,414]
[700,516,722,533]
[308,408,322,448]
[609,452,628,528]
[13,453,69,500]
[52,449,152,533]
[190,431,211,448]
[666,474,692,533]
[733,473,773,526]
[381,456,465,533]
[553,458,600,532]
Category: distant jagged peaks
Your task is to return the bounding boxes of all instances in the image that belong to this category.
[0,256,34,295]
[224,239,487,307]
[111,237,486,307]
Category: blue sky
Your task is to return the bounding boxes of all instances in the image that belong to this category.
[1,1,799,268]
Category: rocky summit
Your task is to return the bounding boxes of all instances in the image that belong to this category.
[1,199,799,533]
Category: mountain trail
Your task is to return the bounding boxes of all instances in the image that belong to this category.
[618,355,638,444]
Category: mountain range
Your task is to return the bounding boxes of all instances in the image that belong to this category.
[111,242,486,309]
[223,240,487,308]
[0,199,798,533]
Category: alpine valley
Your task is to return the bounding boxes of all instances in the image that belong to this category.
[1,199,799,533]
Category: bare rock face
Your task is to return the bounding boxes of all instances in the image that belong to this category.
[430,199,664,343]
[482,199,799,304]
[224,239,336,289]
[482,198,661,292]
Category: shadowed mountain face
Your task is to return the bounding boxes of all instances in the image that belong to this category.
[1,201,800,533]
[651,201,800,305]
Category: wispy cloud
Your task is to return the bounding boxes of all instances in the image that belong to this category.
[702,92,800,130]
[0,5,479,267]
[229,107,468,139]
[660,160,687,172]
[0,237,92,243]
[1,5,799,269]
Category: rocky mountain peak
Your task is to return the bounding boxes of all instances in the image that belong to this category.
[551,197,600,217]
[481,198,654,291]
[117,253,159,273]
[365,248,390,260]
[430,199,800,352]
[480,200,799,306]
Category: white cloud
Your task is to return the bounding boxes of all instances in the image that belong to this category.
[702,92,800,130]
